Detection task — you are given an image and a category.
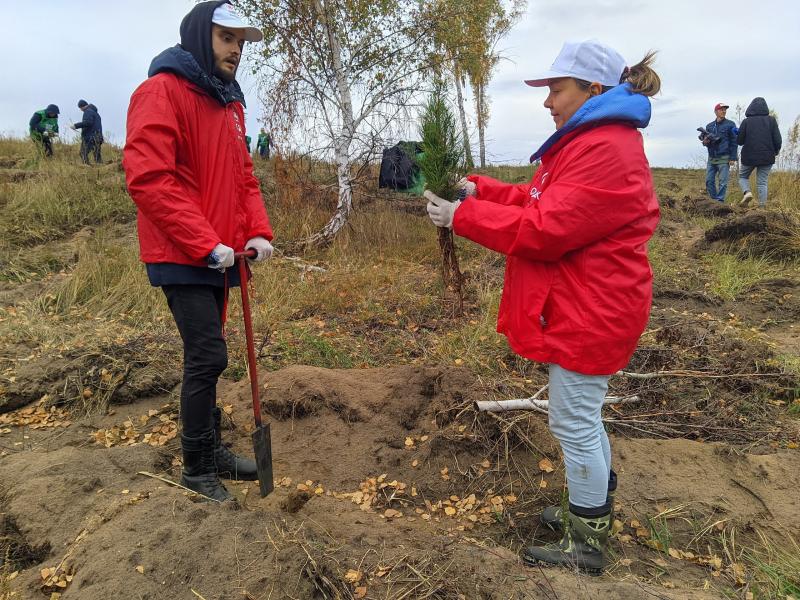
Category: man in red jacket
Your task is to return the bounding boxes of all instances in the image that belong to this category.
[123,1,273,502]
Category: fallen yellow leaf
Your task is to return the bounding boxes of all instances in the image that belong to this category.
[135,565,144,574]
[344,569,362,584]
[538,458,555,473]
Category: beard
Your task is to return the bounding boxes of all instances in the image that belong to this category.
[213,61,237,83]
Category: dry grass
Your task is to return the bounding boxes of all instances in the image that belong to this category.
[1,138,798,394]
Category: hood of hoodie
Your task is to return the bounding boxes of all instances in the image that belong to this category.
[45,104,60,116]
[745,97,769,117]
[530,83,651,162]
[148,0,245,107]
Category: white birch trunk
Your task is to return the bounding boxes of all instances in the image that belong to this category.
[453,65,474,170]
[476,82,486,168]
[306,0,355,247]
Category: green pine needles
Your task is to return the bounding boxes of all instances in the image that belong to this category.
[419,80,464,199]
[418,80,466,315]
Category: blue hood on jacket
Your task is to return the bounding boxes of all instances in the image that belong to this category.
[530,83,651,162]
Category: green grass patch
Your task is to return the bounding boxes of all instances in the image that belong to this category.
[705,254,784,301]
[743,534,800,599]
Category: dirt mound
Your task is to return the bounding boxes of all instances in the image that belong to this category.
[0,335,180,415]
[680,196,734,217]
[1,365,759,599]
[695,209,800,258]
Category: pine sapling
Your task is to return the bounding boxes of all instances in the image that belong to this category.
[418,81,466,315]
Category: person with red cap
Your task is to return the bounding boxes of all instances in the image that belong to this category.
[424,39,661,573]
[702,103,738,202]
[123,1,273,502]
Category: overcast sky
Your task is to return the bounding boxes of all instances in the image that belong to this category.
[2,0,797,168]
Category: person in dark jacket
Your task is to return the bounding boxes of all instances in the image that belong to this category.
[72,100,104,164]
[702,103,738,202]
[29,104,60,157]
[256,128,270,159]
[123,0,272,502]
[737,97,782,207]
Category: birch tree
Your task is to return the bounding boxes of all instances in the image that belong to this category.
[424,0,476,169]
[239,0,430,246]
[424,0,526,169]
[462,0,526,168]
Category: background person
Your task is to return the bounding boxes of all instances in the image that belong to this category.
[702,102,738,202]
[123,0,273,502]
[737,97,782,208]
[424,39,661,573]
[29,104,60,157]
[72,99,104,164]
[256,128,270,159]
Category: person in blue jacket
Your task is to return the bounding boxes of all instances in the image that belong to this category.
[702,102,738,202]
[71,100,104,164]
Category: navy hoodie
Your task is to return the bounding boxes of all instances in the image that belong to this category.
[75,104,103,140]
[737,97,782,166]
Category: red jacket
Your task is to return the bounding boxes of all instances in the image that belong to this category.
[454,123,660,375]
[123,73,272,266]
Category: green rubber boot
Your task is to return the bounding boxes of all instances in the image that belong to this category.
[523,506,611,574]
[541,469,616,532]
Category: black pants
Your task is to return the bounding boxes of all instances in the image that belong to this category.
[162,285,228,437]
[80,136,102,164]
[37,137,53,157]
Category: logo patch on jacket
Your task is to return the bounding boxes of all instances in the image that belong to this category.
[526,171,549,206]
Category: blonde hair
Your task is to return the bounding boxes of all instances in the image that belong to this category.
[622,50,661,97]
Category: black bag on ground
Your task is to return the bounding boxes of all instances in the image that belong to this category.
[379,142,421,191]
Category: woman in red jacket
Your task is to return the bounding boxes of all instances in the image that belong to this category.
[425,39,661,572]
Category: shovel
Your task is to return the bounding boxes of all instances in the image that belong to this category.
[235,250,274,497]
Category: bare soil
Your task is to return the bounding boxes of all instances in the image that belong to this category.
[4,365,796,599]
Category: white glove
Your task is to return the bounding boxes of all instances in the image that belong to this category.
[457,177,477,197]
[42,131,50,138]
[207,243,235,271]
[70,124,77,131]
[424,190,460,229]
[245,236,273,262]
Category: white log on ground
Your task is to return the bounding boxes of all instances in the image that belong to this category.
[476,395,641,413]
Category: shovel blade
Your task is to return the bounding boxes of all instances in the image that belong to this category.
[252,423,274,497]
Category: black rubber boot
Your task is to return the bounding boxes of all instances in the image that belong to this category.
[523,504,611,574]
[212,407,258,481]
[180,431,234,502]
[541,469,617,532]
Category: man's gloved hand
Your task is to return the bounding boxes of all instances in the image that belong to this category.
[42,131,50,139]
[70,124,77,131]
[424,190,460,229]
[245,236,273,262]
[207,243,235,272]
[456,177,477,197]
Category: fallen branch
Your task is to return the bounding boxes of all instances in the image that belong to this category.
[277,254,327,273]
[617,369,781,379]
[137,471,222,503]
[476,395,641,413]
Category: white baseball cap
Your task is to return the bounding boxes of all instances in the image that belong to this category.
[212,3,263,43]
[525,39,626,88]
